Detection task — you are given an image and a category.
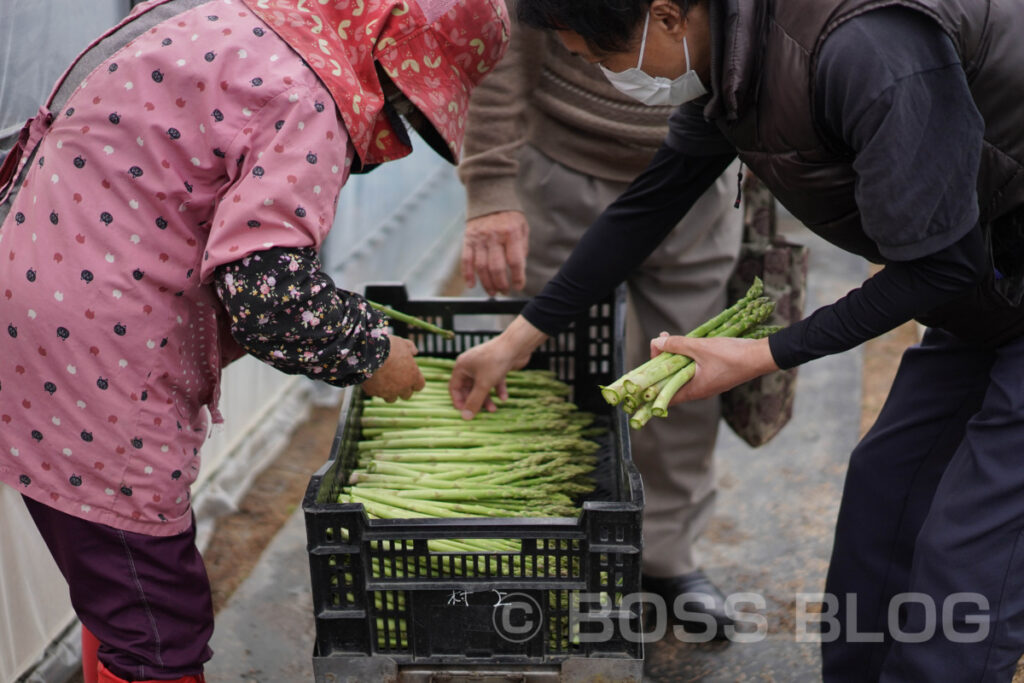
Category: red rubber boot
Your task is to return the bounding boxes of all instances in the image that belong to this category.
[82,626,101,683]
[97,660,206,682]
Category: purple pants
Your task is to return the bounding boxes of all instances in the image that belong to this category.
[23,496,214,680]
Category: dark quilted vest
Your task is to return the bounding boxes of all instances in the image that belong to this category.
[706,0,1024,263]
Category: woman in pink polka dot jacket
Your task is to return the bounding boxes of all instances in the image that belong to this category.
[0,0,508,680]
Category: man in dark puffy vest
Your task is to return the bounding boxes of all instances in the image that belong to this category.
[448,0,1024,680]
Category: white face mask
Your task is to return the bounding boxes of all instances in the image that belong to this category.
[600,12,707,107]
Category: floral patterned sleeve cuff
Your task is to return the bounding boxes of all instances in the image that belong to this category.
[213,247,390,387]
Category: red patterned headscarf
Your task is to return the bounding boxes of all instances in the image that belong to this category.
[241,0,509,167]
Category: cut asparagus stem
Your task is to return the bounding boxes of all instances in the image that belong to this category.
[622,355,693,396]
[599,380,627,405]
[612,300,765,398]
[652,363,698,417]
[641,376,671,403]
[367,301,456,339]
[629,403,655,430]
[600,279,786,430]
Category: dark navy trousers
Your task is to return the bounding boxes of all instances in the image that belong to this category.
[822,328,1024,681]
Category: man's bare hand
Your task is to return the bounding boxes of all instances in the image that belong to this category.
[449,316,547,419]
[461,211,530,296]
[361,336,426,402]
[648,335,780,407]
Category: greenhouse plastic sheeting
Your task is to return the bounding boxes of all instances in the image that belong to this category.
[321,143,466,298]
[0,2,136,146]
[0,489,76,683]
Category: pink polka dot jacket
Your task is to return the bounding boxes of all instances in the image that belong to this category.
[0,1,391,536]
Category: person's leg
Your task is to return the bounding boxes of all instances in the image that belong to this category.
[516,146,603,290]
[517,145,742,607]
[623,166,742,578]
[22,496,214,681]
[821,329,994,682]
[83,626,102,683]
[880,331,1024,682]
[96,661,206,683]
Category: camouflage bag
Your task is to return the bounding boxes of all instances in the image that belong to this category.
[721,173,809,448]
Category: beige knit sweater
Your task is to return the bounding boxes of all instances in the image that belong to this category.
[458,23,676,220]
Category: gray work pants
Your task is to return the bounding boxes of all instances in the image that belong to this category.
[516,145,744,576]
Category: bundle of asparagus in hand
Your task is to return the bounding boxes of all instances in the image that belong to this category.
[339,357,603,561]
[601,278,781,430]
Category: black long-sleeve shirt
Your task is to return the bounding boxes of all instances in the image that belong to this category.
[521,7,993,368]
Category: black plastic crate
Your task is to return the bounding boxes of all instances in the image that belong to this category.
[302,284,644,681]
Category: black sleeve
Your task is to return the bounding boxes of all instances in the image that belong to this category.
[769,223,987,369]
[213,247,391,387]
[665,102,736,157]
[768,7,988,368]
[521,145,736,335]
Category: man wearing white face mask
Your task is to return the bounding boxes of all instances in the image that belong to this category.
[599,11,706,106]
[454,0,1024,680]
[458,0,743,637]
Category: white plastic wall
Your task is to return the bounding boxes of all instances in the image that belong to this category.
[321,144,466,298]
[0,3,465,679]
[0,2,135,142]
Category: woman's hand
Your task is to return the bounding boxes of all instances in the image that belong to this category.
[650,334,780,406]
[361,335,426,402]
